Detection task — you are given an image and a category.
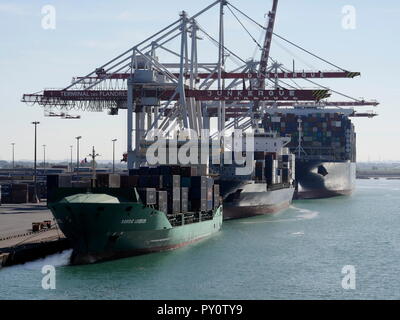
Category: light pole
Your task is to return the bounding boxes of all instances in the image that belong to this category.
[43,144,46,175]
[112,139,117,173]
[32,121,40,203]
[76,136,82,178]
[11,142,15,174]
[70,145,73,173]
[10,143,15,182]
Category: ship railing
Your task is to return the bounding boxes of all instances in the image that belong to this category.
[167,211,214,227]
[267,182,292,191]
[298,154,340,161]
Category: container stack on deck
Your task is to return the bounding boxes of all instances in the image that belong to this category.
[263,113,356,161]
[46,166,220,216]
[127,165,220,216]
[253,151,295,188]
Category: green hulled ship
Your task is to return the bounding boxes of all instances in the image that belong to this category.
[47,172,223,265]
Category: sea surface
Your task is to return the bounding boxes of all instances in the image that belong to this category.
[1,179,399,300]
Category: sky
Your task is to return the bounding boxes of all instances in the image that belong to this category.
[0,0,399,162]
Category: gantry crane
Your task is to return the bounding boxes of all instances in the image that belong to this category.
[22,0,378,169]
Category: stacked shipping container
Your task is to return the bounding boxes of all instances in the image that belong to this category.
[45,166,221,217]
[117,166,220,215]
[263,112,356,161]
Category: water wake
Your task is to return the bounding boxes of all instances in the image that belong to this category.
[291,206,319,220]
[241,218,299,224]
[240,206,319,224]
[16,249,73,270]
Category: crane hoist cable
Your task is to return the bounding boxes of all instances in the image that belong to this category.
[226,2,265,30]
[272,32,347,72]
[264,40,360,101]
[272,38,319,71]
[227,1,294,91]
[196,22,246,66]
[224,7,284,89]
[226,2,349,72]
[276,62,360,102]
[226,4,263,51]
[252,29,265,60]
[303,78,360,102]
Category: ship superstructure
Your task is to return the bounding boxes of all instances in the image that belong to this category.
[262,105,361,198]
[211,130,295,219]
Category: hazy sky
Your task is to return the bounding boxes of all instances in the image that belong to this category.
[0,0,399,162]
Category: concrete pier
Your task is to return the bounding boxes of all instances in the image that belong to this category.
[0,204,70,267]
[0,253,9,268]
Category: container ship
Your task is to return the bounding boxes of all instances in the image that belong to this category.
[21,0,378,205]
[47,166,222,264]
[211,131,295,219]
[262,106,357,199]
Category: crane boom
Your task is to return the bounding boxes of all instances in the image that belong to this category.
[258,0,279,89]
[76,71,360,80]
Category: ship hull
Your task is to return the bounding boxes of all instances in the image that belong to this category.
[223,183,295,220]
[218,179,249,200]
[294,160,356,199]
[49,201,222,264]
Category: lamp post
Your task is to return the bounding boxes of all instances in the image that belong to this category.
[76,136,82,178]
[43,144,46,175]
[11,143,15,181]
[112,139,117,173]
[70,145,73,173]
[32,121,40,203]
[11,143,15,171]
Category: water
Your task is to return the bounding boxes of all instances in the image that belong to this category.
[1,179,400,300]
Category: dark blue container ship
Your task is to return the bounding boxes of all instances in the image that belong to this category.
[263,107,356,199]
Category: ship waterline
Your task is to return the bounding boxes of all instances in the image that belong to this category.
[49,194,223,264]
[295,160,356,199]
[223,184,295,220]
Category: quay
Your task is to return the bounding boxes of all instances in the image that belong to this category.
[0,203,70,267]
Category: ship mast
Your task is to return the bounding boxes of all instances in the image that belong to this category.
[88,146,100,188]
[294,118,306,159]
